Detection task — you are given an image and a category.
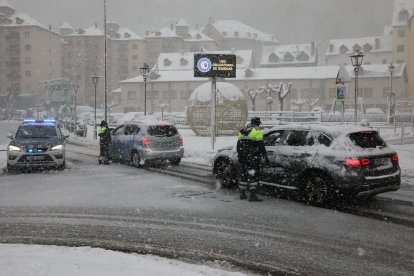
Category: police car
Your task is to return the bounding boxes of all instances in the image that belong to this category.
[7,119,68,172]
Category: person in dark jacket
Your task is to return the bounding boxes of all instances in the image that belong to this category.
[237,117,269,201]
[98,120,111,161]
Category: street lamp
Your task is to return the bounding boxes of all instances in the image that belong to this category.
[91,73,99,139]
[72,82,79,131]
[388,63,396,123]
[349,49,364,124]
[140,63,150,116]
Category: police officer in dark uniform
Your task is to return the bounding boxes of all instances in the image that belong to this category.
[237,117,269,201]
[98,120,111,163]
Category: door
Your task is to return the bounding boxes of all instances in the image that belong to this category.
[260,129,286,186]
[119,124,140,159]
[109,125,125,160]
[276,129,312,187]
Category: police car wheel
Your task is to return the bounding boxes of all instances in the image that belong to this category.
[57,161,66,171]
[7,164,17,173]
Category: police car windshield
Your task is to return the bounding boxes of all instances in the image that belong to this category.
[15,125,58,139]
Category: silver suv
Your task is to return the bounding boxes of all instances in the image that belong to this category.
[7,119,68,172]
[108,119,184,166]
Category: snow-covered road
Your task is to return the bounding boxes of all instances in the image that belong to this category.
[0,143,413,275]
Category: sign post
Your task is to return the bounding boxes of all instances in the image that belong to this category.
[194,54,236,150]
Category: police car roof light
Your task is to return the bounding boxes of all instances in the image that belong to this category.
[23,119,36,123]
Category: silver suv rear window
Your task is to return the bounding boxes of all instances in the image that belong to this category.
[348,131,386,148]
[147,125,178,137]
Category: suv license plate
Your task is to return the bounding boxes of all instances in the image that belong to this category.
[27,156,44,161]
[374,158,388,166]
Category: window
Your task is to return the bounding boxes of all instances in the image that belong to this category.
[269,53,279,63]
[124,124,139,135]
[24,57,31,64]
[397,45,405,52]
[284,130,309,147]
[284,52,294,62]
[112,125,126,137]
[398,10,409,21]
[348,131,386,148]
[25,44,31,51]
[25,70,32,77]
[398,30,405,37]
[24,31,30,38]
[264,130,285,146]
[339,45,348,54]
[382,59,387,64]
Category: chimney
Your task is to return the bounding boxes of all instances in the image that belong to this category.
[95,22,98,29]
[329,43,334,53]
[48,24,52,31]
[171,23,174,31]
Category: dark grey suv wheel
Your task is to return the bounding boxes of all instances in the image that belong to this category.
[131,151,142,167]
[301,171,332,205]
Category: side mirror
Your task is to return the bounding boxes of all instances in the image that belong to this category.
[7,133,13,139]
[63,135,70,139]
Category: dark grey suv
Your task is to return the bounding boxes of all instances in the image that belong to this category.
[212,124,400,205]
[109,119,184,166]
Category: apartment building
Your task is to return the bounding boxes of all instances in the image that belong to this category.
[392,0,414,99]
[0,0,61,108]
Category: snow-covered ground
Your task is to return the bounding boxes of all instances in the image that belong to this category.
[0,244,250,276]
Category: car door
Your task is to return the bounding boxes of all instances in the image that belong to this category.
[119,124,140,159]
[275,129,312,187]
[109,125,125,160]
[260,129,285,186]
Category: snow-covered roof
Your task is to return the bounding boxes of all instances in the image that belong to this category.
[155,49,253,71]
[121,64,405,84]
[111,26,143,40]
[0,8,50,31]
[325,36,392,56]
[176,18,188,27]
[260,43,317,66]
[393,0,414,27]
[206,20,279,43]
[111,88,121,93]
[184,28,214,42]
[146,27,180,38]
[59,21,73,30]
[0,0,14,10]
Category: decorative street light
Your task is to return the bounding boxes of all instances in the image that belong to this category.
[388,63,396,123]
[72,82,79,132]
[91,73,99,139]
[140,63,150,116]
[349,49,364,124]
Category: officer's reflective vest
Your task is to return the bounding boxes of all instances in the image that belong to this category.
[98,127,107,135]
[237,127,263,141]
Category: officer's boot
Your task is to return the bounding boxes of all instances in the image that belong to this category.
[249,189,263,202]
[240,189,247,200]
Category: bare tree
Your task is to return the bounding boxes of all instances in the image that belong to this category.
[305,97,320,111]
[277,82,292,112]
[258,83,278,111]
[242,85,260,111]
[292,98,306,112]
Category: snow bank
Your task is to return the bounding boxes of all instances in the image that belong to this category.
[0,244,250,276]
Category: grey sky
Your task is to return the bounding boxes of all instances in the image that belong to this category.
[9,0,393,44]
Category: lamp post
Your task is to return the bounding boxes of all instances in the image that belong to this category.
[388,63,395,123]
[91,73,99,139]
[140,63,150,116]
[72,82,79,131]
[349,49,364,124]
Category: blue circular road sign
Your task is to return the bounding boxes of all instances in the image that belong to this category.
[197,57,212,73]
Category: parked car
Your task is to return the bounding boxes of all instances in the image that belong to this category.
[7,119,68,172]
[108,118,184,166]
[212,124,400,205]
